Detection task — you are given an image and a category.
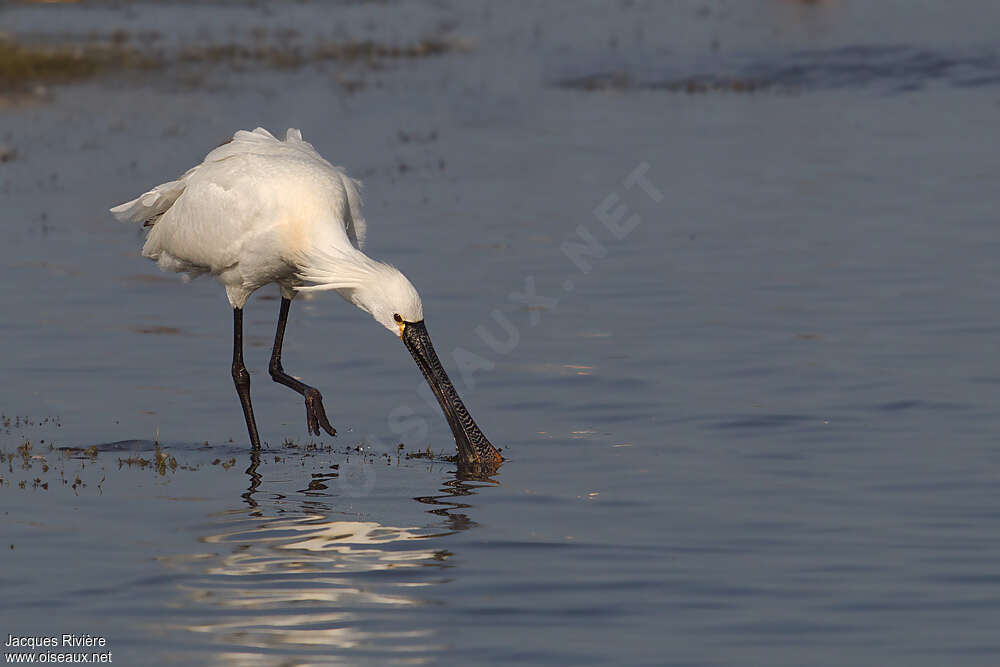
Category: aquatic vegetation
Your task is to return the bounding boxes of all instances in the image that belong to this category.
[153,443,178,475]
[0,434,405,494]
[0,31,463,92]
[1,414,61,433]
[310,38,457,63]
[0,34,156,90]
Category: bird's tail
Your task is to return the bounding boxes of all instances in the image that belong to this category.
[109,177,188,225]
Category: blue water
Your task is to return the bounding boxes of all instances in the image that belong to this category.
[2,1,1000,665]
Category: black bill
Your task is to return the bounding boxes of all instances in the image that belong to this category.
[402,320,503,468]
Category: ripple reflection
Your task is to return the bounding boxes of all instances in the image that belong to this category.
[158,452,494,664]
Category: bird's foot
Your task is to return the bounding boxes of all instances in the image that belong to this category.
[303,388,336,437]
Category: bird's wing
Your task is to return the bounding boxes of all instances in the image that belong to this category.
[109,171,193,224]
[111,127,367,250]
[110,128,297,225]
[280,128,367,250]
[338,169,366,250]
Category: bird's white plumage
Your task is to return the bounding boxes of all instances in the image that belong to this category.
[111,127,422,334]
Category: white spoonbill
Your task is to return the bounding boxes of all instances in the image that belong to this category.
[111,127,502,469]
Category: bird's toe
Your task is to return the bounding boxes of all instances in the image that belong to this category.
[304,390,336,437]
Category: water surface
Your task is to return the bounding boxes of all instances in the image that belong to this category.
[2,1,1000,665]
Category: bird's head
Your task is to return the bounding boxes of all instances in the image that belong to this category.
[296,248,421,337]
[347,263,424,338]
[297,248,502,470]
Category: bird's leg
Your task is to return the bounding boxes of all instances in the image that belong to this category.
[269,297,336,437]
[232,307,262,449]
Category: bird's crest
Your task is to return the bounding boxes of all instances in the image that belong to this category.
[296,247,423,329]
[296,246,388,292]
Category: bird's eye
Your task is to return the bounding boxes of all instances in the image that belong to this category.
[393,313,403,323]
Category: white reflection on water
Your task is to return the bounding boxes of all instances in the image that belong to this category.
[156,462,489,664]
[164,513,448,659]
[201,516,440,578]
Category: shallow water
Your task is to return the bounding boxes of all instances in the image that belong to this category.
[3,1,1000,665]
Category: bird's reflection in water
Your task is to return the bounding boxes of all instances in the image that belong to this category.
[161,448,496,664]
[415,477,482,535]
